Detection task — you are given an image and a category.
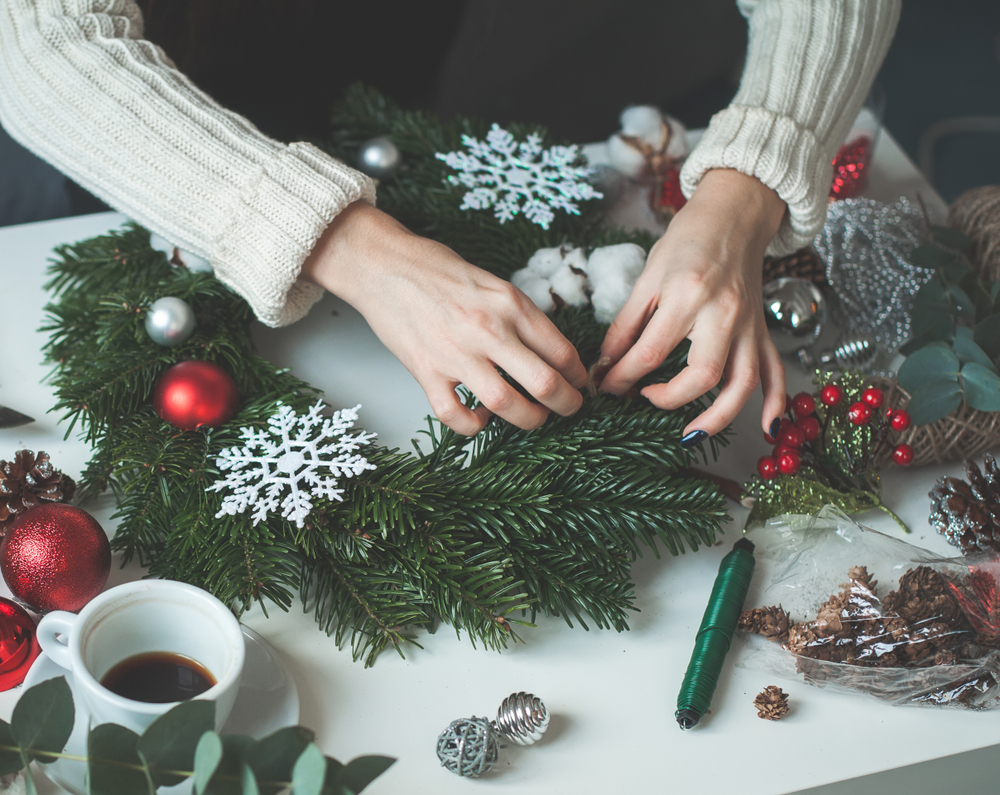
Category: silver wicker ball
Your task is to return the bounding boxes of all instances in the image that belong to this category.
[762,277,826,354]
[145,296,196,347]
[492,692,549,746]
[436,717,500,778]
[356,136,402,181]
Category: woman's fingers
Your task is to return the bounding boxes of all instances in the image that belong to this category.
[600,299,690,396]
[757,334,787,434]
[424,381,494,437]
[513,304,590,393]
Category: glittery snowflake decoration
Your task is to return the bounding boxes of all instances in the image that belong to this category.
[435,124,602,229]
[208,401,376,528]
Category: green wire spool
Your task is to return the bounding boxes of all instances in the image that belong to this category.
[675,537,756,730]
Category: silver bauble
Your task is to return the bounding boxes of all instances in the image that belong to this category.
[356,136,402,181]
[762,278,825,354]
[145,296,196,347]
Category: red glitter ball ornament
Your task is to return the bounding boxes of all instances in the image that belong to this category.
[791,392,816,418]
[0,597,40,691]
[848,402,873,425]
[861,387,884,408]
[650,168,687,218]
[829,135,872,201]
[757,456,778,480]
[795,415,821,441]
[1,504,110,613]
[779,425,805,449]
[892,444,914,466]
[890,409,911,432]
[153,360,239,431]
[777,450,801,476]
[820,385,843,406]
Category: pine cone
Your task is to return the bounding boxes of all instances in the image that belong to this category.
[0,450,76,532]
[929,455,1000,555]
[738,605,791,641]
[763,248,827,287]
[753,686,790,720]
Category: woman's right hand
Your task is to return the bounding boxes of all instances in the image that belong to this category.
[301,202,589,436]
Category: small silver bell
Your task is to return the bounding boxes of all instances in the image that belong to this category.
[798,334,877,372]
[762,278,826,354]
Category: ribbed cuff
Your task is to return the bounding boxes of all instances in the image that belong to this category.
[680,104,833,256]
[211,142,376,327]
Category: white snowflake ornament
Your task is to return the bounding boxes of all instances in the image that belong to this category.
[435,124,602,229]
[208,401,376,528]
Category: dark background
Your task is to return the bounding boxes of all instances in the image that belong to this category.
[3,0,999,227]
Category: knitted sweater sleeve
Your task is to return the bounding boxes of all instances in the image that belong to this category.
[679,0,901,255]
[0,0,375,327]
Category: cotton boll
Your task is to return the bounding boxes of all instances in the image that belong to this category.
[148,233,213,273]
[563,247,588,273]
[526,247,566,279]
[663,114,689,160]
[587,244,648,324]
[176,248,213,273]
[549,262,590,307]
[149,232,175,258]
[606,135,647,179]
[619,106,665,146]
[511,268,555,314]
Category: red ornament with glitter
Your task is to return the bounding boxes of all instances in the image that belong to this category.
[0,597,40,690]
[153,360,239,431]
[829,135,872,201]
[1,504,110,613]
[649,167,687,221]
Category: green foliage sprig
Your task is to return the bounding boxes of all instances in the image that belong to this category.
[42,87,730,666]
[898,226,1000,423]
[2,678,392,795]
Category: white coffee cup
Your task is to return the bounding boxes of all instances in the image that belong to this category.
[36,580,245,734]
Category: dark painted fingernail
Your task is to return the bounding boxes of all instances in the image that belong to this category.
[768,417,781,440]
[680,430,709,449]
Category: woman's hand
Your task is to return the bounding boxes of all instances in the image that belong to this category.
[301,202,588,436]
[598,168,788,444]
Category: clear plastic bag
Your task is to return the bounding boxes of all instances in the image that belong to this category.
[739,505,1000,709]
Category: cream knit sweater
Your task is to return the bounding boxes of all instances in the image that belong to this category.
[0,0,899,328]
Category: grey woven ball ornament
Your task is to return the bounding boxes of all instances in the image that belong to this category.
[435,717,500,778]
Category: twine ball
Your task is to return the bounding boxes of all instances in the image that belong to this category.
[435,717,500,778]
[948,185,1000,282]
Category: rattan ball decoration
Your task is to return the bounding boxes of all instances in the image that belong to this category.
[436,692,550,777]
[948,185,1000,282]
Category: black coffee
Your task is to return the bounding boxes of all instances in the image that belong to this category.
[100,652,216,703]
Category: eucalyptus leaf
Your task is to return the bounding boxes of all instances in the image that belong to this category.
[911,246,954,269]
[22,754,36,795]
[907,379,964,425]
[194,732,223,795]
[11,678,74,762]
[931,225,971,249]
[321,757,346,795]
[961,362,1000,411]
[339,756,396,794]
[956,325,974,339]
[910,304,956,339]
[943,253,972,283]
[947,283,975,319]
[953,334,996,370]
[975,313,1000,360]
[291,744,327,795]
[138,700,214,788]
[242,765,260,795]
[914,276,948,306]
[992,280,1000,303]
[0,722,23,777]
[87,723,152,795]
[897,344,961,393]
[960,273,995,323]
[203,736,254,795]
[247,727,314,795]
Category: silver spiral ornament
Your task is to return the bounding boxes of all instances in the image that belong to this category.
[798,334,877,372]
[491,691,549,746]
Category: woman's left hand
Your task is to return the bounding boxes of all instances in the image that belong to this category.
[598,168,789,442]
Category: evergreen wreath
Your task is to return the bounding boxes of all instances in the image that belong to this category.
[41,86,729,666]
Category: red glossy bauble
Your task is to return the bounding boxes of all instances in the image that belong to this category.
[847,402,872,425]
[777,450,801,476]
[795,415,821,442]
[820,385,843,406]
[153,360,239,430]
[779,425,806,450]
[1,504,110,613]
[890,409,912,432]
[0,597,40,691]
[861,387,884,408]
[757,456,778,480]
[791,392,816,418]
[892,444,914,466]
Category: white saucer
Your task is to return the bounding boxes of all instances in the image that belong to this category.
[22,626,299,795]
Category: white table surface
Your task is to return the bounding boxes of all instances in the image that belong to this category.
[2,130,995,795]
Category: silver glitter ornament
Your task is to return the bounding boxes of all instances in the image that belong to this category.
[356,136,401,181]
[145,296,196,347]
[492,691,550,747]
[812,197,936,374]
[762,278,826,354]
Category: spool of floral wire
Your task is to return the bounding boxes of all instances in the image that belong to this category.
[675,537,756,729]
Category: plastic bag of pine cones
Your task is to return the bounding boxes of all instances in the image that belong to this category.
[738,505,1000,709]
